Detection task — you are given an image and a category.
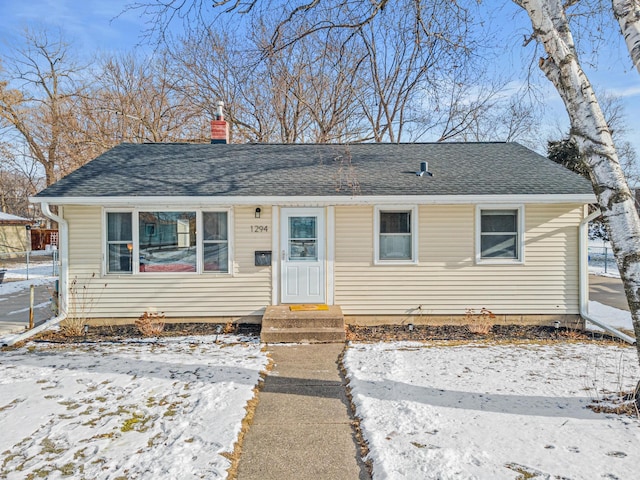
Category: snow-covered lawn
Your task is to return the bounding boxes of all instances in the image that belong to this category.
[345,342,640,480]
[0,336,268,479]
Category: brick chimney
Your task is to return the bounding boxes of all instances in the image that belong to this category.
[211,100,229,144]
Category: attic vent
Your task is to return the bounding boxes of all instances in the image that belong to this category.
[416,161,433,177]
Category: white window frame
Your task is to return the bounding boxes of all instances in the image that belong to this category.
[475,205,525,265]
[103,207,233,275]
[374,205,419,265]
[104,209,134,274]
[202,210,231,274]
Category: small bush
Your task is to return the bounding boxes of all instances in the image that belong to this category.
[465,307,495,335]
[60,317,86,337]
[136,312,165,337]
[223,321,237,334]
[61,274,107,337]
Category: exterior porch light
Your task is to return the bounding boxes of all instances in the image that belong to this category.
[255,207,261,219]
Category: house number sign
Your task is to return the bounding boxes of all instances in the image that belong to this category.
[251,225,269,233]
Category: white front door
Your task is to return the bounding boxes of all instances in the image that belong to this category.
[281,208,325,304]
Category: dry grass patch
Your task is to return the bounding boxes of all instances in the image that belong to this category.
[339,347,374,478]
[135,312,165,337]
[465,307,495,335]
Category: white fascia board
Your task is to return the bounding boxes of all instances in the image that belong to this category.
[30,193,596,207]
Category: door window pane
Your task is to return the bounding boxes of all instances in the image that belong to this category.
[139,212,196,272]
[289,216,317,261]
[289,216,316,239]
[106,212,132,273]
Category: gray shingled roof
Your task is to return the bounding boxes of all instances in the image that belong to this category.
[36,142,594,198]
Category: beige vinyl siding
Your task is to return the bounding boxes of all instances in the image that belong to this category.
[65,205,272,319]
[0,225,30,253]
[334,204,582,315]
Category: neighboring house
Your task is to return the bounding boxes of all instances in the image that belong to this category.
[0,212,32,255]
[31,134,595,327]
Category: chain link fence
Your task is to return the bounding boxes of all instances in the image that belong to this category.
[588,245,617,275]
[0,250,59,280]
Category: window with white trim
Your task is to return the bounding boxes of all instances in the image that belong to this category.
[139,211,196,272]
[478,208,522,261]
[106,212,133,274]
[105,209,231,274]
[375,207,418,263]
[203,211,229,273]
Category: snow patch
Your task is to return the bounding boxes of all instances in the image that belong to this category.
[345,342,640,480]
[588,301,634,332]
[0,336,268,479]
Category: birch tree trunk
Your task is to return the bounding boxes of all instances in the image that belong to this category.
[613,0,640,73]
[514,0,640,377]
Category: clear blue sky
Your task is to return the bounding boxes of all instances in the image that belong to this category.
[0,0,638,155]
[0,0,144,53]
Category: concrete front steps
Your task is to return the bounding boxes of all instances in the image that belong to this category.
[260,305,346,343]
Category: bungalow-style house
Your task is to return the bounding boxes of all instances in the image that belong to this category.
[31,125,596,339]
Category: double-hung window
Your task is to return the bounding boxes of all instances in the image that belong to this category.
[106,212,133,274]
[375,206,418,263]
[477,207,523,262]
[203,212,229,273]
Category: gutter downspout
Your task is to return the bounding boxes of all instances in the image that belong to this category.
[2,202,68,347]
[579,208,636,344]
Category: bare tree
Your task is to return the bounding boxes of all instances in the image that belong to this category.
[0,139,43,217]
[0,28,87,186]
[260,24,368,142]
[133,0,499,144]
[172,23,368,143]
[513,0,640,388]
[172,28,278,143]
[86,51,207,146]
[353,1,487,143]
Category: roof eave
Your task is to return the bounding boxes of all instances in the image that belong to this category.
[29,193,597,207]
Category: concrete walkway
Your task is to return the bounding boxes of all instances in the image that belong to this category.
[0,283,52,336]
[590,274,629,311]
[236,343,369,480]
